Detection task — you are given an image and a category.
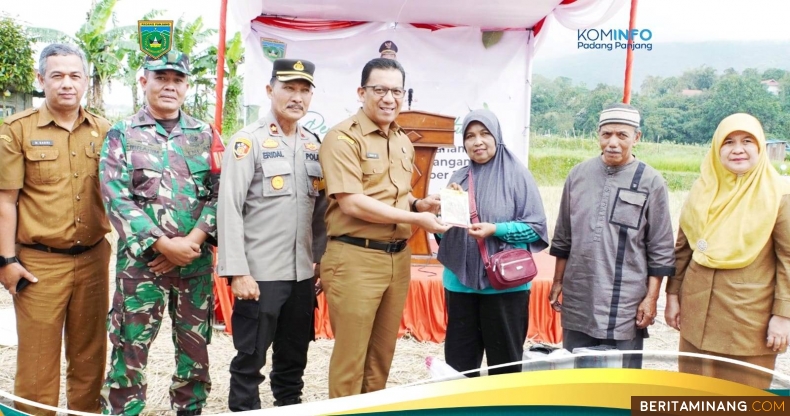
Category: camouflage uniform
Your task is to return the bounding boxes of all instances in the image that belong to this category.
[98,51,218,416]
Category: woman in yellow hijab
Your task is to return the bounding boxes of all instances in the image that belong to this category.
[665,113,790,388]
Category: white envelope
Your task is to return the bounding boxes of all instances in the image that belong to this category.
[440,188,471,228]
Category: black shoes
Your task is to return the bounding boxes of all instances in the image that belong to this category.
[176,409,202,416]
[273,397,302,407]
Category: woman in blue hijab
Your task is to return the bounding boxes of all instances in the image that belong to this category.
[437,109,549,376]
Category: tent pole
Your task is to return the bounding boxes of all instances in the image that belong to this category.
[622,0,638,103]
[524,29,535,167]
[215,0,228,132]
[212,0,233,336]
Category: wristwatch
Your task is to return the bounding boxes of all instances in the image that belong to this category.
[0,256,19,267]
[411,198,422,213]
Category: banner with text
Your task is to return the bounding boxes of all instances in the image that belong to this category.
[243,22,529,194]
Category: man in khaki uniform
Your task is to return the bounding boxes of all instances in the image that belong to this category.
[319,58,449,398]
[0,44,111,415]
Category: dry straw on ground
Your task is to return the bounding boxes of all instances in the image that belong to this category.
[0,188,788,415]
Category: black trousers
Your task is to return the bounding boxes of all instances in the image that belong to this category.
[562,328,646,369]
[444,289,529,377]
[228,279,314,411]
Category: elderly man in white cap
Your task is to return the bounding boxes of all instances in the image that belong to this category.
[548,103,676,368]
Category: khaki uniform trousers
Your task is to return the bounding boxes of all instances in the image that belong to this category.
[14,239,110,416]
[320,240,411,398]
[678,336,777,389]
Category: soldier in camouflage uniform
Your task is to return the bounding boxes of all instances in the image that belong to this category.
[98,50,218,416]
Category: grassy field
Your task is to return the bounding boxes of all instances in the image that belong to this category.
[530,135,790,191]
[529,136,708,191]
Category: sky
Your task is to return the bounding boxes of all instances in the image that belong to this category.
[3,0,790,111]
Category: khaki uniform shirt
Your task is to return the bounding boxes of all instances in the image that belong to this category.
[0,103,111,248]
[667,195,790,355]
[319,109,414,241]
[217,112,326,282]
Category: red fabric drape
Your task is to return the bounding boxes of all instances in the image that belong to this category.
[410,23,457,31]
[217,254,562,344]
[533,17,547,36]
[534,0,578,36]
[254,16,367,31]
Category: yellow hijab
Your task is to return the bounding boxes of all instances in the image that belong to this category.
[680,113,790,269]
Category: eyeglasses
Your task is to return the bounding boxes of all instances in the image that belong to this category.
[362,85,406,99]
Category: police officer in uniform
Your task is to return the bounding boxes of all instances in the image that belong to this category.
[318,58,449,398]
[218,58,326,410]
[0,43,112,416]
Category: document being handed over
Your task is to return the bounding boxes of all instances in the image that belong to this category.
[440,188,471,228]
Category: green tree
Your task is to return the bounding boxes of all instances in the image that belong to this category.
[221,32,245,135]
[680,66,717,90]
[573,83,620,134]
[172,16,217,122]
[697,71,781,141]
[762,68,786,81]
[29,0,134,114]
[73,0,130,113]
[0,18,36,96]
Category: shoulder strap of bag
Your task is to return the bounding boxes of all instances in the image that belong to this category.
[468,170,491,265]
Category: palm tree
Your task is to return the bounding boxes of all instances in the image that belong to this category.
[221,32,244,135]
[172,16,217,121]
[29,0,136,114]
[79,0,128,113]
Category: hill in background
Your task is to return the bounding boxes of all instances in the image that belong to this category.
[533,41,790,88]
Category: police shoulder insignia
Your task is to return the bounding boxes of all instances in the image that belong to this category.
[262,138,279,148]
[0,134,11,143]
[269,123,280,136]
[337,135,355,145]
[304,142,318,151]
[233,138,252,160]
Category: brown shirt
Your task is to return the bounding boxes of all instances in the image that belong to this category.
[667,194,790,356]
[319,109,414,241]
[0,103,112,249]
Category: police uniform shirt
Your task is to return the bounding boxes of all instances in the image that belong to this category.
[217,112,325,282]
[0,103,111,249]
[319,108,415,241]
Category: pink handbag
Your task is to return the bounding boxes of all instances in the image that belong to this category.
[468,170,538,290]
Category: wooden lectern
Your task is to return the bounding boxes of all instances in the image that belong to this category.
[396,110,456,262]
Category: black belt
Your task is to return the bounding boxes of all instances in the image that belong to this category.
[331,235,408,253]
[22,241,101,256]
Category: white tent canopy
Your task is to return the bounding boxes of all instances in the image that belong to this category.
[230,0,626,31]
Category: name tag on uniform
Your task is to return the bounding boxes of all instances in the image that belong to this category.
[182,146,207,157]
[31,140,53,146]
[366,152,379,159]
[128,139,161,154]
[263,151,285,159]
